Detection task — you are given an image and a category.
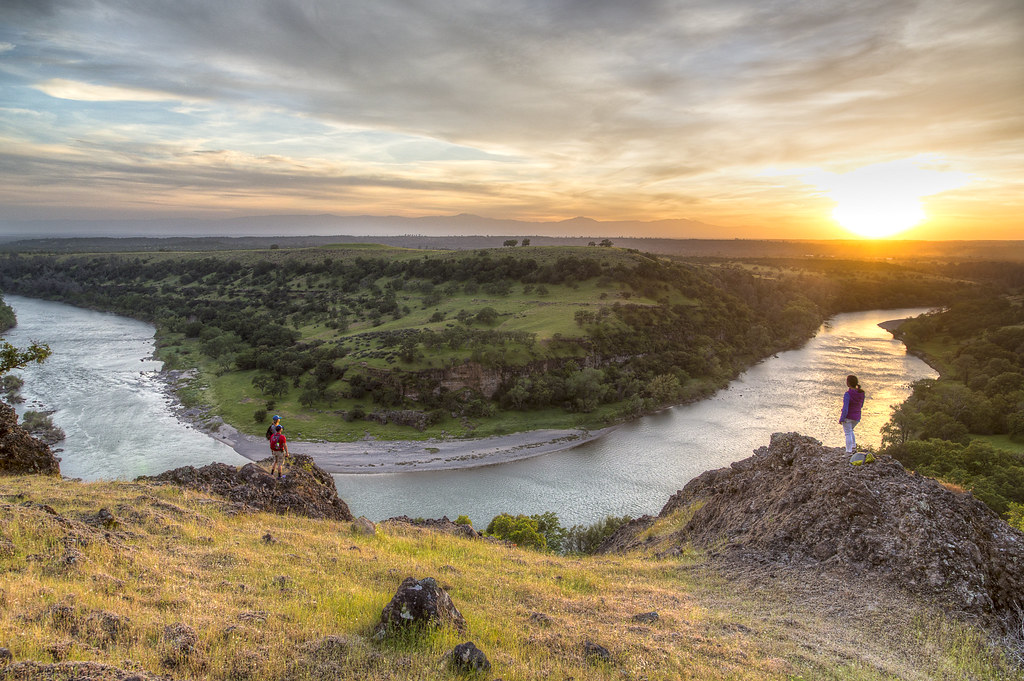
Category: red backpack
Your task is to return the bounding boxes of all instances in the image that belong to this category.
[270,433,284,451]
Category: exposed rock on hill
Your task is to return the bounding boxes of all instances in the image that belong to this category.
[0,661,163,681]
[600,432,1024,630]
[138,454,353,521]
[382,515,480,538]
[0,401,60,477]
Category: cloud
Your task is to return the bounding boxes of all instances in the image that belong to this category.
[33,78,187,102]
[0,0,1021,234]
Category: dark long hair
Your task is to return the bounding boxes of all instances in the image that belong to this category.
[846,374,864,393]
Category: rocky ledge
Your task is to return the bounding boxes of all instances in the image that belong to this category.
[0,401,60,477]
[600,432,1024,632]
[138,454,354,522]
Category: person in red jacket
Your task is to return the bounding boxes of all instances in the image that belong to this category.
[269,425,290,478]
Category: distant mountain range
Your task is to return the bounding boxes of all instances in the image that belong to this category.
[0,213,731,240]
[1,213,1022,261]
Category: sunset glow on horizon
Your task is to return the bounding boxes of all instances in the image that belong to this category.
[0,1,1021,239]
[807,160,971,239]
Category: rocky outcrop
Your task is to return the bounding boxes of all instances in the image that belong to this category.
[0,401,60,476]
[0,661,164,681]
[138,454,353,521]
[600,432,1024,630]
[381,515,480,538]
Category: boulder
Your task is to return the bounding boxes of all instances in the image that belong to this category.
[448,641,491,673]
[375,577,467,638]
[0,401,60,476]
[583,640,611,662]
[352,517,376,536]
[600,432,1024,631]
[138,454,353,521]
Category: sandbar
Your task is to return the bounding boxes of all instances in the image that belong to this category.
[206,422,616,474]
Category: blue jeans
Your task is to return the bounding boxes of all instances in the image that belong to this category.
[842,419,859,452]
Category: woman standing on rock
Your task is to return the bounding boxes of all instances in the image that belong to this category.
[840,374,870,464]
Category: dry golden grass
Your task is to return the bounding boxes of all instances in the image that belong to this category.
[0,475,1019,681]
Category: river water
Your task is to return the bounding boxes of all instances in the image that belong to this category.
[2,295,248,479]
[3,296,936,526]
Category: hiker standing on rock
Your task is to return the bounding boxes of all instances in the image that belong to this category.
[840,374,871,464]
[269,425,290,478]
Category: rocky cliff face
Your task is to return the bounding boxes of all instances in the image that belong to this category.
[600,432,1024,631]
[0,400,60,476]
[138,454,353,521]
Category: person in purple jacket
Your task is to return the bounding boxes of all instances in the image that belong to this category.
[840,374,872,464]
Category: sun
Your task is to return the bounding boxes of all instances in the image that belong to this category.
[810,159,968,238]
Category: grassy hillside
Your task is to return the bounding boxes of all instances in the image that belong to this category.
[1,472,1017,681]
[0,245,962,442]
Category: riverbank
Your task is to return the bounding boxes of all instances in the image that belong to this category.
[204,420,617,473]
[157,367,619,473]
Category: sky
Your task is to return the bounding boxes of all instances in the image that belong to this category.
[1,0,1022,240]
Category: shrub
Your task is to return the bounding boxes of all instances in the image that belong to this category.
[253,409,267,423]
[486,514,547,550]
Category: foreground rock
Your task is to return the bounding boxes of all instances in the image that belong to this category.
[448,641,491,673]
[139,454,353,521]
[375,577,467,639]
[600,432,1024,631]
[0,401,60,476]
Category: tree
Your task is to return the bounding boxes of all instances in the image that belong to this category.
[486,513,547,550]
[474,307,499,326]
[0,341,51,376]
[599,238,613,247]
[521,238,531,246]
[503,239,518,247]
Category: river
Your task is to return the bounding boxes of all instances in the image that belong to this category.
[3,296,936,526]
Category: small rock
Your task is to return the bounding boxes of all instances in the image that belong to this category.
[83,611,134,647]
[95,508,118,529]
[449,641,491,673]
[631,611,659,624]
[352,516,376,536]
[583,640,611,663]
[45,641,72,661]
[528,612,553,627]
[161,623,198,667]
[261,532,276,544]
[45,604,79,633]
[0,647,11,666]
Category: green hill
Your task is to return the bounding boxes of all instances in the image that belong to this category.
[0,245,960,441]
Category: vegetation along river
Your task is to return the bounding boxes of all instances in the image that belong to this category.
[4,295,936,526]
